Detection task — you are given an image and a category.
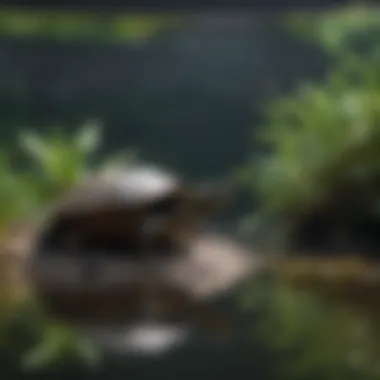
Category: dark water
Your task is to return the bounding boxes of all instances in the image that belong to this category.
[32,291,274,380]
[100,311,271,380]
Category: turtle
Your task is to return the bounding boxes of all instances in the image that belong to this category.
[27,164,258,355]
[34,165,233,259]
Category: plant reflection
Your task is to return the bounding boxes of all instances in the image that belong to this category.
[241,257,380,380]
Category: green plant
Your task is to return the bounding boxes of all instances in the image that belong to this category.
[0,9,185,43]
[287,5,380,59]
[239,5,380,251]
[0,121,138,372]
[239,7,380,378]
[19,120,102,202]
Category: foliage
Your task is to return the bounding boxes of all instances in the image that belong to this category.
[239,5,380,250]
[243,74,380,215]
[19,120,103,203]
[1,120,138,227]
[0,302,101,373]
[0,9,185,43]
[0,121,137,372]
[239,5,380,380]
[241,277,380,380]
[287,4,380,58]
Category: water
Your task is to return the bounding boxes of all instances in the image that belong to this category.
[81,294,273,380]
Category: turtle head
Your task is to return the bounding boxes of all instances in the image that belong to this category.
[189,179,235,217]
[146,179,235,225]
[139,179,234,252]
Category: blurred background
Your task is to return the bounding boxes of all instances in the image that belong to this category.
[2,3,380,380]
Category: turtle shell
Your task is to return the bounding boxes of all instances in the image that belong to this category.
[52,165,183,216]
[34,166,196,258]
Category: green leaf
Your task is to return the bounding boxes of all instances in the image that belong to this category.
[75,121,102,154]
[74,336,102,368]
[21,325,66,371]
[19,131,51,166]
